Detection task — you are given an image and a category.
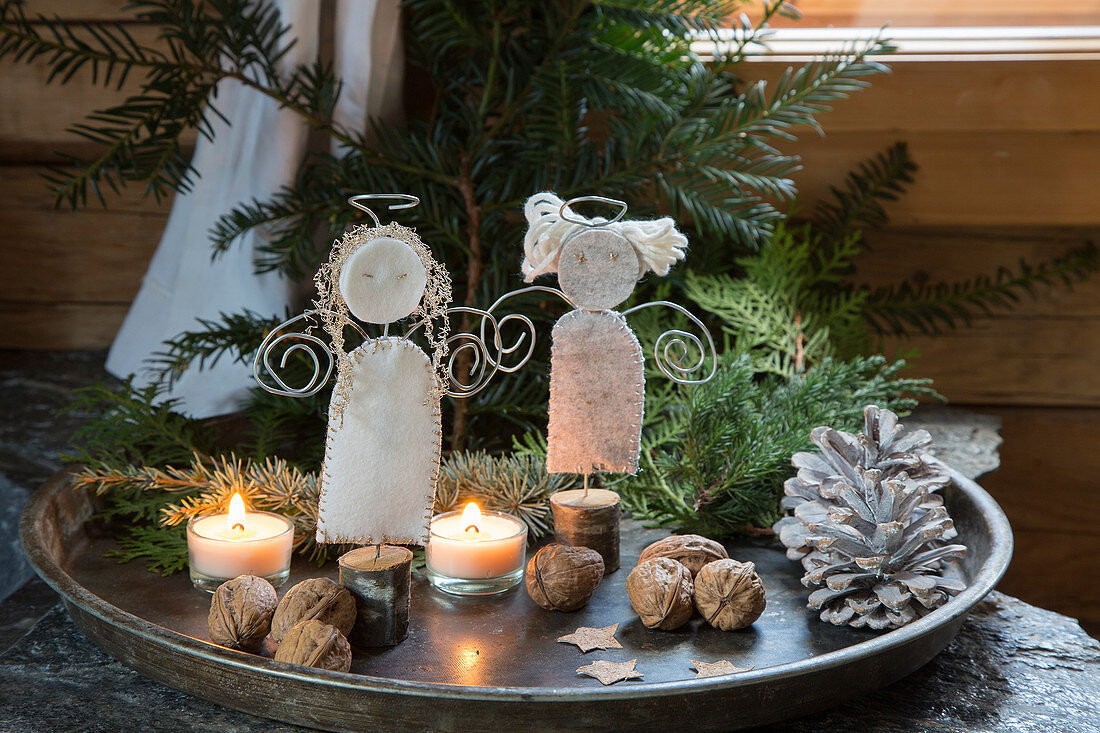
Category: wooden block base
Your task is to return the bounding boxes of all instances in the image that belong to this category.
[550,489,621,574]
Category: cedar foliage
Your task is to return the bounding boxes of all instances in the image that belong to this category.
[619,354,936,537]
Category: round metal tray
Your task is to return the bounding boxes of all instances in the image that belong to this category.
[21,464,1011,732]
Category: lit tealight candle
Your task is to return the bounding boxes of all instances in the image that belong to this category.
[186,493,294,592]
[425,503,527,596]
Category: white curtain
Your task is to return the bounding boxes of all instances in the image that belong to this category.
[106,0,404,418]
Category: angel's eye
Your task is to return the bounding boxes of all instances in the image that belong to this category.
[362,273,374,279]
[397,273,408,280]
[609,252,618,262]
[574,251,587,264]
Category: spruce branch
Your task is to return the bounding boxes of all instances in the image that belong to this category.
[105,524,190,576]
[435,452,580,541]
[74,452,339,565]
[63,378,215,469]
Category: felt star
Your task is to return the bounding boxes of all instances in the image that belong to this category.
[577,659,644,685]
[557,624,623,653]
[690,660,754,678]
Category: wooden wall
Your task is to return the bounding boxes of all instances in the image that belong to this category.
[1,5,1098,623]
[0,2,175,348]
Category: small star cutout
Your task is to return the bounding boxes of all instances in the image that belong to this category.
[577,659,644,685]
[557,624,623,653]
[690,660,754,678]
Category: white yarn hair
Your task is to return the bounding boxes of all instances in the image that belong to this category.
[521,192,687,283]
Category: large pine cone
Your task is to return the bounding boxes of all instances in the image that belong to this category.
[775,406,968,630]
[775,405,953,563]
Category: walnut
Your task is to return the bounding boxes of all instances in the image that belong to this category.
[273,619,353,673]
[638,534,729,578]
[694,559,766,631]
[207,575,278,651]
[626,557,694,631]
[271,577,357,643]
[526,543,605,611]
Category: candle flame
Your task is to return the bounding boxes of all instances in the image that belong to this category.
[227,492,247,534]
[461,502,482,535]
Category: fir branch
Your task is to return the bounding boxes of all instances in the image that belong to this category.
[813,141,917,238]
[0,0,359,208]
[863,243,1100,336]
[148,309,288,388]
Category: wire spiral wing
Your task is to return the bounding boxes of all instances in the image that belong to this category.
[252,311,366,397]
[478,285,577,372]
[621,300,718,385]
[405,306,537,398]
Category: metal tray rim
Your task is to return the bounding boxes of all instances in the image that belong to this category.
[20,459,1012,703]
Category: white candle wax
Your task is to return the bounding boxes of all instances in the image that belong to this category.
[426,509,526,579]
[187,509,294,581]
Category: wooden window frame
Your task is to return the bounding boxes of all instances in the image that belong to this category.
[696,25,1100,62]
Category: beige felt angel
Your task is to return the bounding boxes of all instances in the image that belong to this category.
[254,195,532,546]
[499,192,715,482]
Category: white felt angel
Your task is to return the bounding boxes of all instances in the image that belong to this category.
[505,192,715,482]
[254,195,531,546]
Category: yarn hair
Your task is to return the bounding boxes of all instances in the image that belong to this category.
[520,192,687,282]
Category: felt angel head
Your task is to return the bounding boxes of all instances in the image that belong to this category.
[313,222,452,387]
[520,193,687,310]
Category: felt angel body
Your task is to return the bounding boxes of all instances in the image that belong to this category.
[509,193,715,480]
[254,196,532,546]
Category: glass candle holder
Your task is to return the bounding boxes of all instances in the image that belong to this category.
[186,509,294,593]
[425,507,527,596]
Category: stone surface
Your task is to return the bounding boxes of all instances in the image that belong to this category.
[0,350,115,602]
[0,473,30,603]
[909,404,1004,481]
[0,581,306,733]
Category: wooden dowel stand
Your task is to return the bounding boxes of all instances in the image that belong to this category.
[550,488,620,574]
[338,545,413,648]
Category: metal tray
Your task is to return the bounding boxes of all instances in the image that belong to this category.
[21,464,1011,732]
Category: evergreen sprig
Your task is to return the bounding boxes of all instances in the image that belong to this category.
[104,524,190,576]
[63,378,215,468]
[683,223,871,375]
[620,354,938,537]
[73,452,340,568]
[0,0,344,207]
